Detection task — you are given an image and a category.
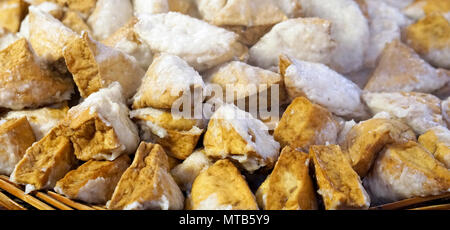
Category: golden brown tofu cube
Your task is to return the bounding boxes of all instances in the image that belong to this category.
[54,155,130,204]
[256,146,318,210]
[0,38,74,110]
[203,104,280,172]
[10,125,76,193]
[364,141,450,205]
[418,126,450,168]
[0,117,36,175]
[131,107,204,160]
[405,13,450,69]
[63,31,144,98]
[187,159,258,210]
[274,97,339,152]
[311,145,370,210]
[0,0,28,32]
[107,142,184,210]
[342,118,416,177]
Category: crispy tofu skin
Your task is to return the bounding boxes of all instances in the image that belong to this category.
[0,38,74,110]
[0,0,28,32]
[55,155,130,204]
[311,145,370,210]
[66,109,122,161]
[61,10,92,35]
[364,141,450,204]
[187,159,258,210]
[107,142,184,210]
[10,124,76,193]
[405,13,450,69]
[0,117,36,175]
[418,127,450,168]
[63,32,144,98]
[274,97,339,152]
[342,118,416,177]
[131,108,204,160]
[256,146,317,210]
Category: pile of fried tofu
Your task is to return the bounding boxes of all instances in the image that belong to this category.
[0,0,449,210]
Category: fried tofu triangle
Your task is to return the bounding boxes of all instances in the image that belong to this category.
[63,31,145,99]
[107,142,184,210]
[203,104,280,172]
[311,145,370,210]
[256,146,317,210]
[10,124,76,194]
[405,13,450,69]
[55,155,130,204]
[65,82,139,161]
[274,97,339,152]
[131,53,205,110]
[0,38,74,110]
[187,159,258,210]
[0,117,35,176]
[364,40,449,93]
[342,118,416,177]
[364,141,450,205]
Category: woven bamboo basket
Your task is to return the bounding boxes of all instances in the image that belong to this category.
[0,174,449,210]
